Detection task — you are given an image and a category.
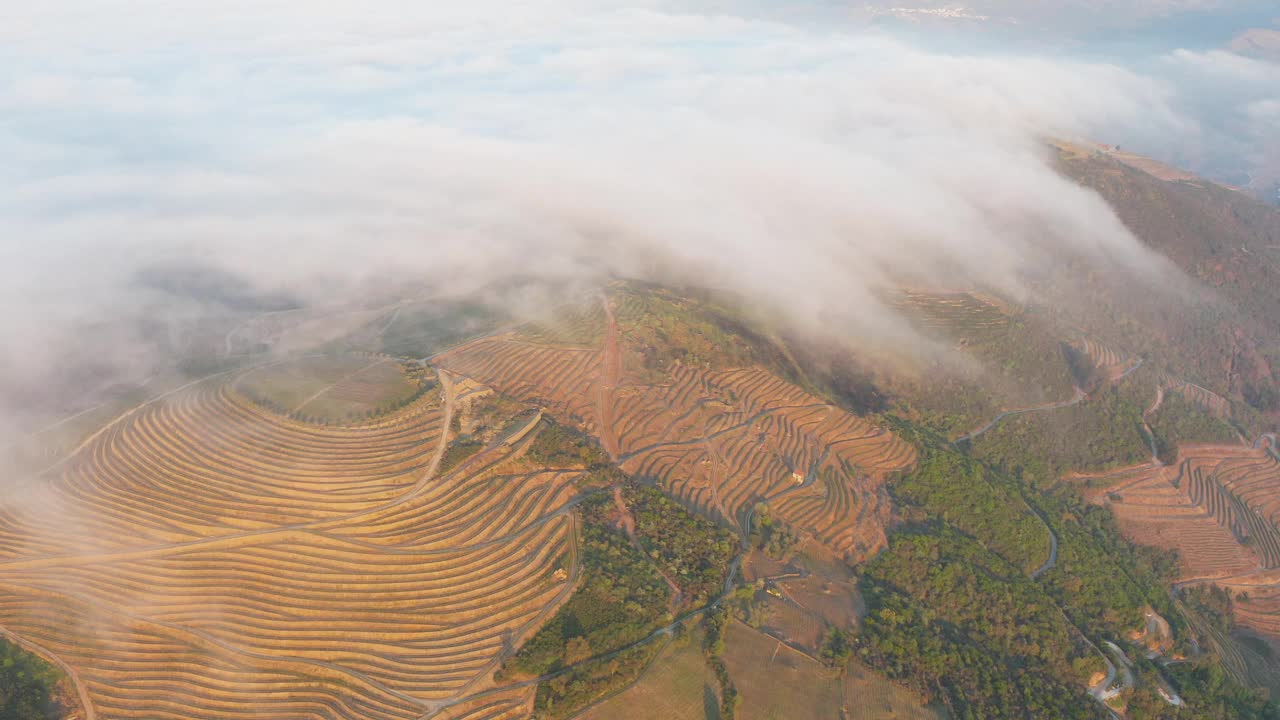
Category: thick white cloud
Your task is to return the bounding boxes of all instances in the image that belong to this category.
[0,0,1267,431]
[1142,48,1280,192]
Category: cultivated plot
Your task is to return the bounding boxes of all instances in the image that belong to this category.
[436,296,915,565]
[0,370,579,720]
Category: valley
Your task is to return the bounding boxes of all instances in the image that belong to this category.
[0,153,1278,720]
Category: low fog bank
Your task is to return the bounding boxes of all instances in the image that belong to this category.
[1,1,1271,442]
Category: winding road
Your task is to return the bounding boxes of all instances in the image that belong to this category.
[958,386,1087,444]
[1114,357,1145,381]
[1029,506,1059,580]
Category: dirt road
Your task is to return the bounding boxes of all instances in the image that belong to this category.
[958,386,1086,444]
[595,294,622,461]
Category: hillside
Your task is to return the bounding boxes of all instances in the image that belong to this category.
[1,157,1280,718]
[1058,148,1280,419]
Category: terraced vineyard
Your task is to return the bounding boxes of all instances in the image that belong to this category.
[1093,444,1280,576]
[0,366,579,720]
[7,283,1268,719]
[893,291,1012,343]
[0,291,923,719]
[1156,373,1232,420]
[1091,461,1263,580]
[1067,337,1138,382]
[1227,577,1280,640]
[437,296,916,564]
[1088,439,1280,667]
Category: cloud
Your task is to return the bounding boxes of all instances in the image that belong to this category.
[0,0,1251,433]
[1132,48,1280,192]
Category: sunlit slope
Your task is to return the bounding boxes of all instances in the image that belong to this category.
[1057,148,1280,430]
[0,369,575,720]
[436,294,915,564]
[1092,443,1280,580]
[1088,438,1280,665]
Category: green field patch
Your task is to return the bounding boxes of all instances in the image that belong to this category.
[236,353,429,424]
[723,621,939,720]
[577,627,720,720]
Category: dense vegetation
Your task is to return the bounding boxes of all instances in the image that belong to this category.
[888,440,1049,573]
[819,626,854,667]
[0,640,65,720]
[1244,382,1279,413]
[859,527,1107,720]
[526,419,611,471]
[748,503,799,559]
[504,494,670,682]
[1161,660,1278,720]
[971,382,1150,487]
[1032,487,1176,640]
[702,608,739,720]
[1182,585,1236,636]
[861,421,1278,719]
[437,438,483,474]
[614,286,798,384]
[1147,392,1239,464]
[509,477,737,719]
[624,483,737,605]
[531,642,665,720]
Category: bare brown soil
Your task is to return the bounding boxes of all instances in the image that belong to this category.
[1087,440,1280,649]
[0,370,582,720]
[436,305,916,565]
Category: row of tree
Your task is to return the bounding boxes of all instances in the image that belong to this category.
[859,420,1279,719]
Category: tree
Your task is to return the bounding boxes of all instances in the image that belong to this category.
[820,627,854,667]
[564,637,592,665]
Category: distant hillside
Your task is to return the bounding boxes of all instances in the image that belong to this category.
[1057,148,1280,428]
